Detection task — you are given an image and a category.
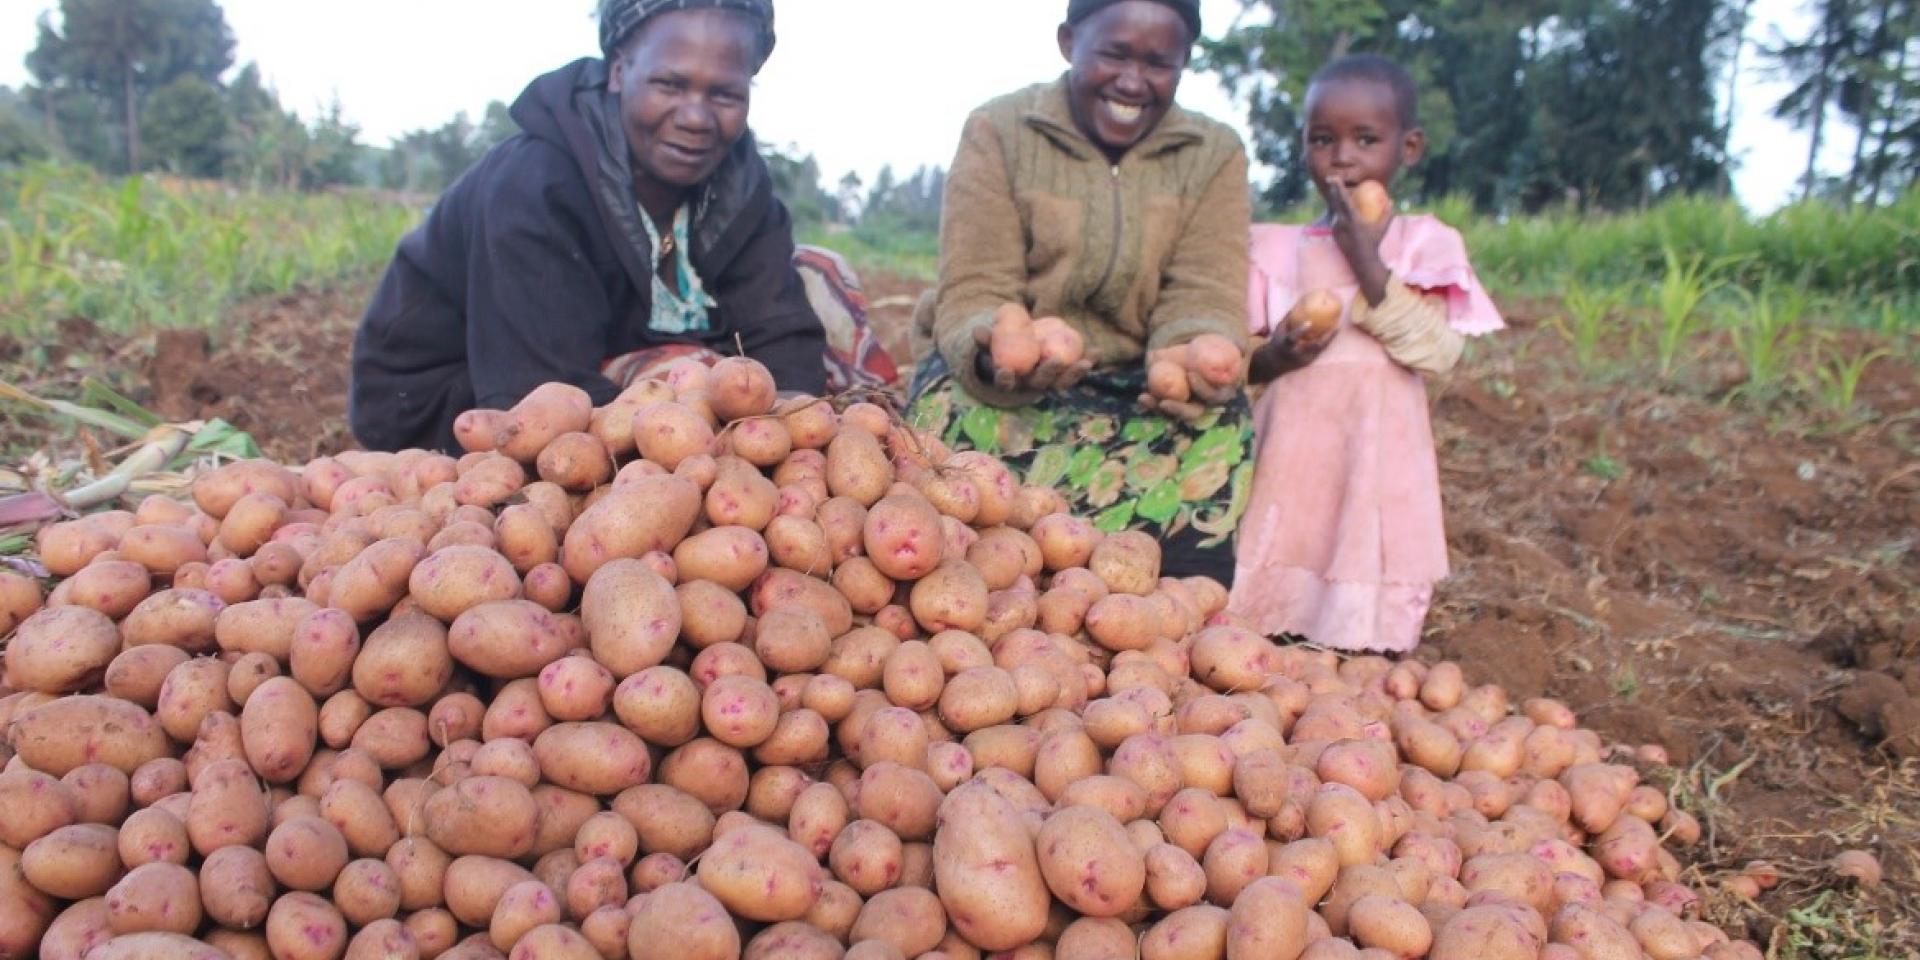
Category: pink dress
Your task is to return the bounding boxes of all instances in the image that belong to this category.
[1230,215,1504,652]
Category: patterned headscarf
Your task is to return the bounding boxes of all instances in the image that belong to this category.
[1066,0,1201,39]
[599,0,777,65]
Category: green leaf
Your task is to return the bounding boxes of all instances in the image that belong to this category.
[0,534,31,556]
[1094,500,1137,533]
[1086,462,1127,508]
[959,407,1000,454]
[1025,444,1074,490]
[1066,446,1106,489]
[1180,426,1247,472]
[1121,418,1169,444]
[80,378,162,429]
[1125,451,1179,491]
[179,419,261,464]
[1135,480,1183,524]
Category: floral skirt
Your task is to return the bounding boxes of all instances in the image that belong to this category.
[907,354,1253,586]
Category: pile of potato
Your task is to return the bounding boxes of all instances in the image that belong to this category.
[0,356,1766,960]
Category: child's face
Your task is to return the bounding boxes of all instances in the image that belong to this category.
[1302,78,1425,200]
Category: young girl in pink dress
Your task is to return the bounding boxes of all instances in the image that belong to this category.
[1231,55,1504,653]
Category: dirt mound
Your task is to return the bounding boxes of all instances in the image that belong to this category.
[141,286,363,462]
[1423,311,1918,948]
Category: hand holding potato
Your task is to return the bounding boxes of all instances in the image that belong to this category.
[1139,333,1245,422]
[972,307,1095,395]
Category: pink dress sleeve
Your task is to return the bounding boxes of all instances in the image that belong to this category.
[1383,216,1505,336]
[1247,224,1305,337]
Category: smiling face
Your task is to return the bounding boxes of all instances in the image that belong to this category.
[1302,76,1426,201]
[1058,1,1192,161]
[609,9,758,201]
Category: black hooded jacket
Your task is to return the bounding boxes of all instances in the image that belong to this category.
[349,58,826,453]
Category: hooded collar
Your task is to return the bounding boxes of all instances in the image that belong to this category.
[513,58,770,300]
[1023,74,1207,164]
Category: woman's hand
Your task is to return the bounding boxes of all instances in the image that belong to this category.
[972,323,1096,394]
[1138,344,1243,422]
[1324,179,1392,306]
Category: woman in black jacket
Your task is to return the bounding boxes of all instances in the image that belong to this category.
[351,0,887,453]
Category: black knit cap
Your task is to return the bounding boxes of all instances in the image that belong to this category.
[599,0,777,64]
[1066,0,1202,39]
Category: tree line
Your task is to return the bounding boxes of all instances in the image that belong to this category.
[1203,0,1917,212]
[2,0,521,193]
[2,0,1912,217]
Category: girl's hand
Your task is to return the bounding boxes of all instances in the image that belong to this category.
[1249,319,1339,383]
[972,323,1096,393]
[1324,179,1393,306]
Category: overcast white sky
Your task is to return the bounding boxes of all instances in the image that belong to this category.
[1,0,1837,211]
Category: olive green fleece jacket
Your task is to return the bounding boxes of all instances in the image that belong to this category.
[927,77,1252,408]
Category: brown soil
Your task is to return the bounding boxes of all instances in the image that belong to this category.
[4,272,1916,952]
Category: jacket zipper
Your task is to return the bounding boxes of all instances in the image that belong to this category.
[1090,164,1123,298]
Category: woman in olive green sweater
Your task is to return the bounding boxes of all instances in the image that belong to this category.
[907,0,1253,584]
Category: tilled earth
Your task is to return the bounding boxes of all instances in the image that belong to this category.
[4,273,1916,956]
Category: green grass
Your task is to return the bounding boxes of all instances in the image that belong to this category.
[0,162,418,339]
[797,221,939,283]
[1449,190,1920,331]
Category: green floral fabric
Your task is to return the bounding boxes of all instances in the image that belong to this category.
[909,360,1253,549]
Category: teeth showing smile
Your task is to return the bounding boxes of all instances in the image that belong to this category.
[1104,100,1144,125]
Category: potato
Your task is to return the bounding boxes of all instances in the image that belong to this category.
[319,779,400,860]
[120,589,224,654]
[612,784,716,861]
[1347,895,1432,959]
[932,780,1050,950]
[216,596,320,661]
[424,777,538,859]
[628,882,740,960]
[1317,739,1399,802]
[1307,783,1383,867]
[7,606,119,694]
[104,645,190,711]
[406,545,522,623]
[86,933,233,960]
[863,495,944,581]
[695,822,825,922]
[1057,916,1138,960]
[938,667,1019,733]
[673,527,769,596]
[613,666,702,749]
[118,525,209,577]
[752,568,854,636]
[443,855,536,928]
[1220,876,1309,960]
[265,891,349,960]
[104,861,201,935]
[829,817,904,896]
[23,823,123,899]
[851,886,948,957]
[10,695,170,776]
[580,559,682,679]
[328,537,427,623]
[116,806,189,869]
[490,879,562,951]
[449,600,580,680]
[1142,904,1230,960]
[237,676,318,783]
[531,722,651,795]
[1087,531,1159,596]
[343,919,415,960]
[265,816,350,893]
[41,896,113,960]
[1035,805,1146,917]
[560,476,702,582]
[187,758,271,856]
